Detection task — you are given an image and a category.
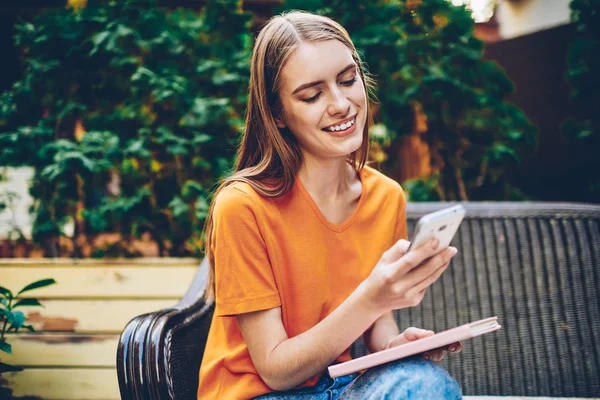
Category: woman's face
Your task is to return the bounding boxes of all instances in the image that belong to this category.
[275,39,368,160]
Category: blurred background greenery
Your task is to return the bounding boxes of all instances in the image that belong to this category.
[0,0,598,258]
[1,0,252,257]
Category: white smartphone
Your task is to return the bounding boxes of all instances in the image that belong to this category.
[407,204,466,255]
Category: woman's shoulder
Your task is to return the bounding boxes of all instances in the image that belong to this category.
[361,164,406,201]
[213,181,264,215]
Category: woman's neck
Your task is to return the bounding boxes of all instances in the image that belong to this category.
[297,155,358,203]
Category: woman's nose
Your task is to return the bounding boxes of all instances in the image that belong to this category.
[327,88,351,116]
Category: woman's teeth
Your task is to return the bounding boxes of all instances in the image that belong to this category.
[325,117,355,132]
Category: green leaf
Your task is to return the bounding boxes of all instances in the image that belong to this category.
[93,31,110,46]
[0,340,12,354]
[192,134,213,144]
[195,196,210,220]
[166,144,189,156]
[577,128,593,140]
[0,285,12,299]
[13,298,43,309]
[0,361,23,373]
[124,139,151,158]
[168,196,190,218]
[17,278,56,296]
[8,311,26,329]
[507,130,524,141]
[490,144,520,163]
[181,181,204,199]
[212,71,242,85]
[192,156,211,170]
[131,66,155,83]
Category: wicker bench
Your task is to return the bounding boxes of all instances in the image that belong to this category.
[117,202,600,399]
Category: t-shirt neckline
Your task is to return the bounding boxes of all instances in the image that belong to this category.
[294,167,368,233]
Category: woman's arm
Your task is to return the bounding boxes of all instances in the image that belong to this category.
[238,238,457,391]
[363,311,400,353]
[237,282,380,391]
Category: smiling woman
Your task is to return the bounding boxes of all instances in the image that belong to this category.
[275,42,365,154]
[197,11,462,400]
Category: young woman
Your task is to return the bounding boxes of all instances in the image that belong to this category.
[197,11,463,400]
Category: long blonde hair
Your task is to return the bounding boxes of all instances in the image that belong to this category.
[203,11,376,299]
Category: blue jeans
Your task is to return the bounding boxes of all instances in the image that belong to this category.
[253,357,462,399]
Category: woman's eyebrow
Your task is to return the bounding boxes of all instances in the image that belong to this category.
[291,62,357,95]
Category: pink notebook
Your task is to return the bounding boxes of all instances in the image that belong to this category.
[328,316,501,378]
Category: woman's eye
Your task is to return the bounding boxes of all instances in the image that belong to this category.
[300,77,356,103]
[302,92,322,103]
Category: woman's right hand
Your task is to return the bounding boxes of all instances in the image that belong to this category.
[362,238,458,313]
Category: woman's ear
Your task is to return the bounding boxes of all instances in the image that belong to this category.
[273,102,286,129]
[274,116,286,129]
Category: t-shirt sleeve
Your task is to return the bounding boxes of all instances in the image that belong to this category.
[394,185,408,242]
[211,186,281,317]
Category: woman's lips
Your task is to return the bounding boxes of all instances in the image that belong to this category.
[325,120,357,137]
[322,114,358,137]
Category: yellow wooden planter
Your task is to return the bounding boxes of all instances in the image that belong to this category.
[0,258,199,400]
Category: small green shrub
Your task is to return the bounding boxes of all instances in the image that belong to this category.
[0,278,56,373]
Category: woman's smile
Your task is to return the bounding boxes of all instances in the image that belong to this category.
[322,114,357,137]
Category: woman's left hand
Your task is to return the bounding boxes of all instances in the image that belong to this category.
[387,327,463,363]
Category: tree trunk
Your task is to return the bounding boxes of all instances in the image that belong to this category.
[43,236,59,258]
[395,134,433,183]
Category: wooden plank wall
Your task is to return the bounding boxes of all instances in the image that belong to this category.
[0,258,200,400]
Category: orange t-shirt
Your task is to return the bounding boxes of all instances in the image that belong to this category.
[197,165,407,399]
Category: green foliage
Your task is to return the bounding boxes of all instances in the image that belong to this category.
[0,0,253,256]
[563,0,600,200]
[402,175,442,201]
[280,0,538,201]
[0,278,56,374]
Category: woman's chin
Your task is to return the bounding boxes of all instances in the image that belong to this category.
[336,129,364,156]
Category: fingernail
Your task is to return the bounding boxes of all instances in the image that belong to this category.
[449,345,456,351]
[431,239,439,249]
[449,247,457,256]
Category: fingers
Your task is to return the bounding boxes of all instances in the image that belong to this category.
[405,246,457,292]
[381,239,411,263]
[393,238,445,277]
[389,327,435,348]
[424,349,447,363]
[446,341,463,353]
[424,341,462,363]
[412,259,450,294]
[387,334,404,348]
[402,327,435,341]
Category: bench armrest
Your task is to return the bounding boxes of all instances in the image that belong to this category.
[117,258,215,400]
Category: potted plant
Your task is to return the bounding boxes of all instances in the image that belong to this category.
[0,278,56,374]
